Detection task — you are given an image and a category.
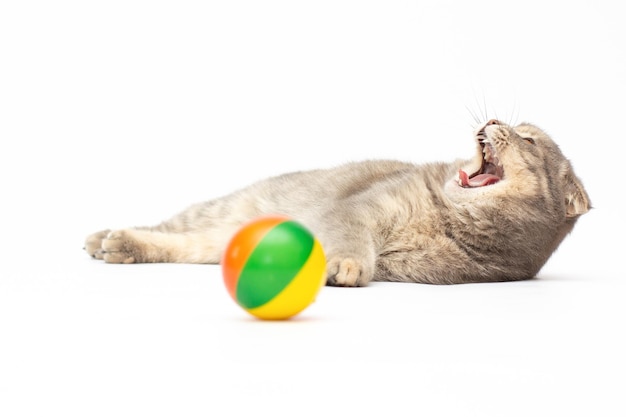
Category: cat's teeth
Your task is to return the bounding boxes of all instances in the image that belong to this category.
[483,146,494,162]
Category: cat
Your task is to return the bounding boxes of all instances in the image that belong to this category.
[84,119,590,286]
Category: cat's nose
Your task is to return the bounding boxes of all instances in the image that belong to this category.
[487,119,500,125]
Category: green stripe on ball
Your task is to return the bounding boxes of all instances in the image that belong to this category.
[236,220,314,309]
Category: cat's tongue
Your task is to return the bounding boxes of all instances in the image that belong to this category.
[459,169,500,187]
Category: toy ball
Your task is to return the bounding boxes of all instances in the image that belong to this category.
[221,215,326,320]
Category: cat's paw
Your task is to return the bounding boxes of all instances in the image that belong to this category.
[84,229,111,260]
[100,230,143,264]
[326,256,373,287]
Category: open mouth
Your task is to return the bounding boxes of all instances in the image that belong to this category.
[458,133,504,188]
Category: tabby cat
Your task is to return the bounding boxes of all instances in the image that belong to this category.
[85,119,590,286]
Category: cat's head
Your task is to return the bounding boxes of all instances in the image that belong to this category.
[447,119,590,220]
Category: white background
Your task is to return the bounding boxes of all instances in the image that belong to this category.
[1,1,624,416]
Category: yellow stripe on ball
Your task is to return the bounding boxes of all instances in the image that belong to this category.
[246,239,326,320]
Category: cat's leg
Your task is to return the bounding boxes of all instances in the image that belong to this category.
[85,195,256,264]
[85,228,218,263]
[313,217,378,287]
[98,228,235,264]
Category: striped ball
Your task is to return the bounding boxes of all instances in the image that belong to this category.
[221,215,326,320]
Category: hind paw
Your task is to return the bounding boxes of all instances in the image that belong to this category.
[325,256,373,287]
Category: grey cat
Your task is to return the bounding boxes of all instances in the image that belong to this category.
[85,119,590,286]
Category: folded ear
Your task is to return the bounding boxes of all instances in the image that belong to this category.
[564,171,591,218]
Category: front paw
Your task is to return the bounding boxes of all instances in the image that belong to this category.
[100,230,141,264]
[84,229,110,259]
[326,256,373,287]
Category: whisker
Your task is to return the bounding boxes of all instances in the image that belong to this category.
[513,101,520,126]
[471,93,487,124]
[508,100,517,126]
[465,104,481,127]
[482,94,488,122]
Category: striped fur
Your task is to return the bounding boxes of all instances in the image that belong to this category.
[85,120,590,286]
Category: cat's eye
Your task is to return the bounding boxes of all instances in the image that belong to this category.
[522,137,535,145]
